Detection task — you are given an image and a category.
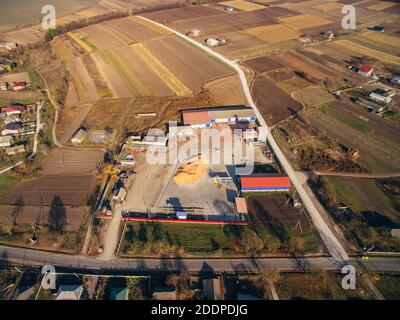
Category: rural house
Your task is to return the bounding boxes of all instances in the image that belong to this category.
[0,41,17,50]
[6,144,25,155]
[202,277,224,300]
[71,128,87,144]
[2,122,22,135]
[1,105,25,115]
[0,135,13,147]
[358,65,374,77]
[11,81,27,91]
[152,286,177,300]
[55,285,84,300]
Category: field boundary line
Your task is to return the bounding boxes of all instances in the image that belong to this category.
[131,42,192,96]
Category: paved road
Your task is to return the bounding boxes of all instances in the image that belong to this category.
[1,245,399,273]
[138,16,349,263]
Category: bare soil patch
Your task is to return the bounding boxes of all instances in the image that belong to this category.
[252,76,302,126]
[6,175,98,206]
[41,149,102,175]
[0,205,87,232]
[244,55,284,73]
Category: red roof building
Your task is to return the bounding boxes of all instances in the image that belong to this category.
[11,82,27,91]
[240,173,291,192]
[1,105,26,114]
[358,65,373,76]
[182,110,211,128]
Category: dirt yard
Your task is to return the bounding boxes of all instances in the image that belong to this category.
[0,205,88,232]
[40,149,103,175]
[6,175,98,206]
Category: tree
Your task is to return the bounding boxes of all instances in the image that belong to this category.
[11,197,25,233]
[44,28,57,42]
[48,196,66,233]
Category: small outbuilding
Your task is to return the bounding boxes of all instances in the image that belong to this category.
[0,135,13,147]
[152,286,177,300]
[71,128,87,144]
[6,144,25,155]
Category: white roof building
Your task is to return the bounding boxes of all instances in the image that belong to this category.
[369,92,392,104]
[55,285,83,300]
[0,135,13,147]
[71,128,87,144]
[205,38,220,47]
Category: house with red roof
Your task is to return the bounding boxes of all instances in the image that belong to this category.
[358,65,374,77]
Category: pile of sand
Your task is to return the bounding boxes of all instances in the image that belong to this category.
[173,155,208,185]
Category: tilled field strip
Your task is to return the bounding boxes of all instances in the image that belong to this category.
[51,37,75,60]
[359,30,400,49]
[68,31,93,53]
[129,16,174,36]
[109,48,154,96]
[65,57,99,103]
[335,39,400,65]
[131,43,192,96]
[91,51,124,98]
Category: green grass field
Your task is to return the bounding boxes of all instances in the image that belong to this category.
[0,175,19,202]
[373,274,400,299]
[319,105,373,135]
[121,221,259,256]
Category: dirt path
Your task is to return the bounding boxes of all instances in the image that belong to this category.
[267,279,279,300]
[97,203,123,260]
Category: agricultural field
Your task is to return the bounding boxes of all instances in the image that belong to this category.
[302,107,400,173]
[40,149,103,175]
[273,116,366,172]
[220,0,266,11]
[245,24,300,44]
[52,16,234,103]
[310,176,400,252]
[251,76,303,126]
[5,175,98,206]
[204,75,247,106]
[245,193,322,254]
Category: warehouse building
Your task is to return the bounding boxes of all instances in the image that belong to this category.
[182,106,256,128]
[239,173,291,192]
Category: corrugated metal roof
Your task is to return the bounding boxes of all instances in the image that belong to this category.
[235,197,248,214]
[209,108,255,120]
[240,173,291,189]
[182,110,211,125]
